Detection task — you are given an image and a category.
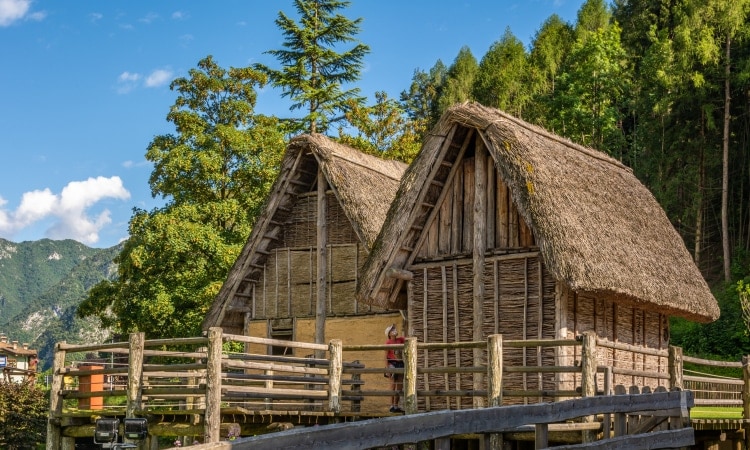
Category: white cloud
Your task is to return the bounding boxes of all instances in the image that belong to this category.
[171,11,187,20]
[89,12,103,23]
[116,71,141,94]
[138,12,158,24]
[0,177,131,245]
[0,0,30,26]
[145,69,172,88]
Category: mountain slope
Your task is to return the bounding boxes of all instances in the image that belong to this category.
[0,238,119,368]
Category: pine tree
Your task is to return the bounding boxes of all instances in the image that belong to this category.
[256,0,370,134]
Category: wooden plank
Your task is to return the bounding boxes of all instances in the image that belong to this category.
[205,327,223,443]
[541,428,695,450]
[316,169,328,353]
[127,332,145,417]
[497,179,508,247]
[486,153,496,249]
[463,157,475,251]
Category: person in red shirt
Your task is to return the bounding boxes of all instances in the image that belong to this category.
[385,324,405,413]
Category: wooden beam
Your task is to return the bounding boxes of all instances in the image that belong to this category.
[473,139,487,409]
[386,267,414,281]
[316,169,328,356]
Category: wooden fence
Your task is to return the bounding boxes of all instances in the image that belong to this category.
[46,328,740,449]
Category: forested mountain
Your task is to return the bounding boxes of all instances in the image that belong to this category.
[0,238,119,369]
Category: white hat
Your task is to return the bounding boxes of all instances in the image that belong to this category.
[385,324,397,338]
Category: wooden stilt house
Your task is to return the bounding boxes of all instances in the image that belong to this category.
[202,134,407,409]
[357,102,720,409]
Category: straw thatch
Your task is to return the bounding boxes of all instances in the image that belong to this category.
[358,102,719,324]
[202,134,407,330]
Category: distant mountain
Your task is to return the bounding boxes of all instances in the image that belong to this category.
[0,238,120,369]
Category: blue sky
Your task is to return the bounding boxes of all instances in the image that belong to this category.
[0,0,585,248]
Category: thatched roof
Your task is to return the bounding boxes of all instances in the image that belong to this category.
[202,134,407,330]
[358,103,719,324]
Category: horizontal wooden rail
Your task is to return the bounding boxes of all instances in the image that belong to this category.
[223,333,328,351]
[683,355,743,368]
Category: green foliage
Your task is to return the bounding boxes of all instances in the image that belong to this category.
[256,0,370,133]
[472,28,533,117]
[338,91,421,163]
[0,382,47,449]
[399,60,447,135]
[437,46,478,115]
[78,56,287,339]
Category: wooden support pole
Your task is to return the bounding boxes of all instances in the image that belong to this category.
[205,327,223,443]
[669,345,683,391]
[580,331,597,443]
[473,140,487,409]
[328,339,342,413]
[535,423,549,449]
[61,437,75,450]
[488,334,504,450]
[127,332,145,417]
[404,337,418,414]
[580,331,597,398]
[47,341,66,450]
[316,170,328,358]
[487,334,503,407]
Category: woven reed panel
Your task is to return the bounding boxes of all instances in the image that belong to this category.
[410,254,557,410]
[282,195,316,248]
[568,292,669,392]
[326,193,358,245]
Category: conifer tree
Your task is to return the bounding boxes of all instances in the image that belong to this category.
[257,0,370,134]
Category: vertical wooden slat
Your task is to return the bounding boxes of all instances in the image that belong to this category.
[537,260,543,401]
[263,261,267,317]
[452,162,463,253]
[309,247,314,315]
[669,346,684,390]
[463,158,475,252]
[522,257,528,402]
[439,182,452,255]
[486,154,496,249]
[509,199,519,247]
[473,142,487,409]
[316,171,328,353]
[354,243,359,314]
[497,181,508,247]
[275,248,279,317]
[493,260,499,334]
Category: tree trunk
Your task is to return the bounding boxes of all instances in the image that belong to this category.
[722,34,732,282]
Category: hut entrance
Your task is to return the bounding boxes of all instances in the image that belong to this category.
[269,319,294,356]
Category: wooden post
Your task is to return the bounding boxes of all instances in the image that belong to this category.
[487,334,503,407]
[404,337,418,414]
[205,327,223,443]
[535,423,549,449]
[127,332,145,417]
[473,142,487,409]
[743,355,750,421]
[669,345,684,391]
[580,331,597,443]
[61,437,75,450]
[602,366,613,439]
[488,334,504,450]
[47,341,66,450]
[328,339,342,413]
[613,384,627,436]
[580,331,597,397]
[315,170,328,358]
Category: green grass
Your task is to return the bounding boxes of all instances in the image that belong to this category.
[690,406,743,420]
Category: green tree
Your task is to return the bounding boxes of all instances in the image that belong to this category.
[338,91,421,163]
[0,382,47,449]
[256,0,370,134]
[549,23,630,153]
[437,46,478,115]
[78,56,287,338]
[399,60,447,135]
[527,14,575,126]
[472,27,532,118]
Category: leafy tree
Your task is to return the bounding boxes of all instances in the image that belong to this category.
[527,14,575,126]
[436,46,478,115]
[256,0,370,134]
[338,91,421,162]
[575,0,612,38]
[548,23,631,153]
[399,60,447,135]
[0,382,47,449]
[78,56,287,338]
[472,27,532,118]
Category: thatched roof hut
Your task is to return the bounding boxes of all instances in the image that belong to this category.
[358,102,719,324]
[203,134,407,332]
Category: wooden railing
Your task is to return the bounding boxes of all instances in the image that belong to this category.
[46,328,739,448]
[185,390,695,450]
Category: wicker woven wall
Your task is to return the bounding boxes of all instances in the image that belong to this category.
[564,291,669,392]
[251,191,374,320]
[408,253,557,409]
